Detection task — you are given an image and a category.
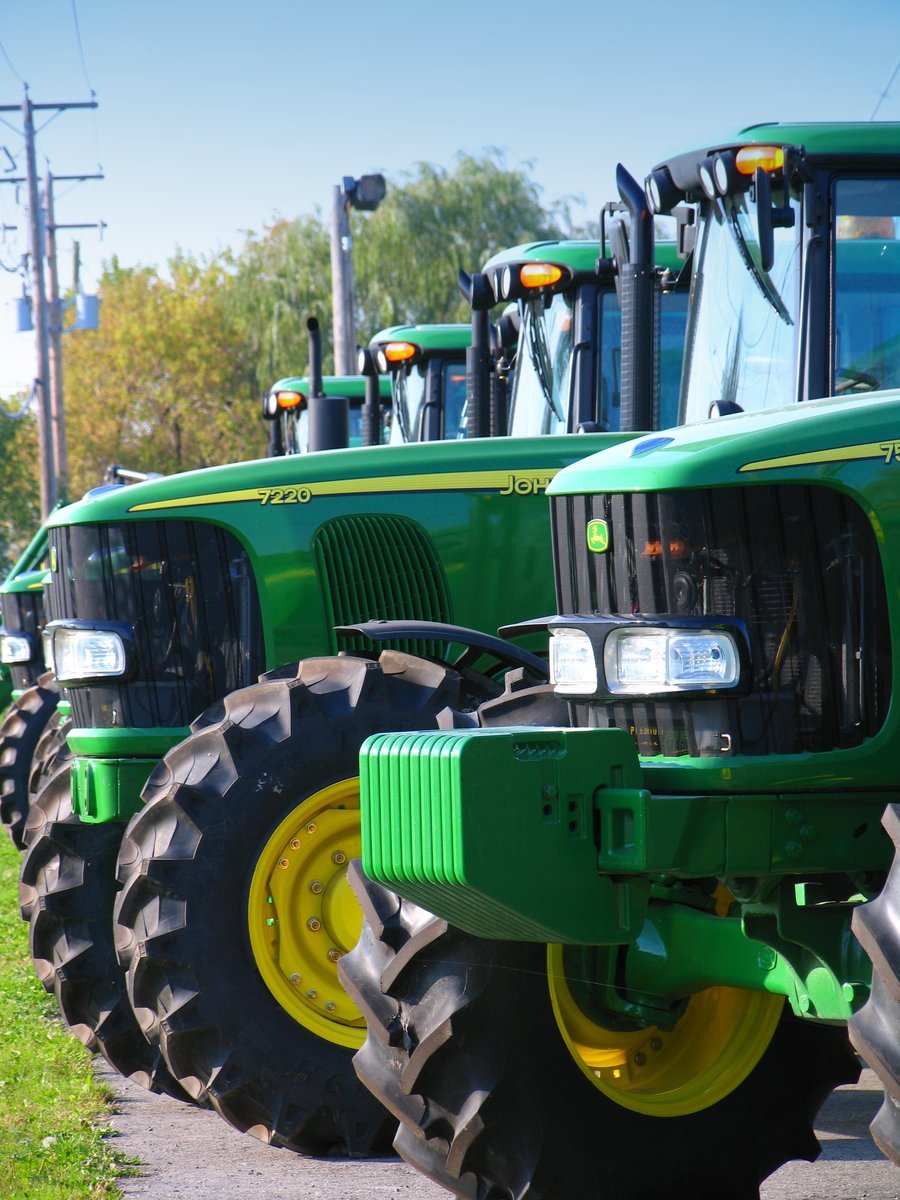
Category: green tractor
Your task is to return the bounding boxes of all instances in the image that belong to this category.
[24,210,687,1154]
[0,526,60,848]
[342,122,900,1196]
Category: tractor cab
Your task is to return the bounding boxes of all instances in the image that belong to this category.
[368,323,470,444]
[469,233,689,439]
[644,122,900,421]
[263,374,392,454]
[0,527,51,699]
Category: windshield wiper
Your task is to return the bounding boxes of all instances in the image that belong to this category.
[526,304,564,420]
[727,206,793,326]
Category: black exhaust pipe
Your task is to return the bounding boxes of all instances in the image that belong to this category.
[459,269,493,439]
[306,315,349,452]
[358,346,382,446]
[616,163,659,432]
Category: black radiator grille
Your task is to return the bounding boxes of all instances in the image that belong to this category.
[47,521,264,728]
[1,590,46,692]
[551,486,890,757]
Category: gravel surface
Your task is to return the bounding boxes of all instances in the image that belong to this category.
[102,1065,899,1199]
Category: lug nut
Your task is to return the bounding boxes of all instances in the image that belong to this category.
[307,918,321,932]
[289,973,301,985]
[290,838,301,850]
[650,1037,662,1052]
[327,948,342,963]
[278,857,289,870]
[310,880,323,894]
[634,1052,647,1067]
[306,823,317,835]
[307,989,318,1000]
[332,851,346,865]
[326,1001,336,1012]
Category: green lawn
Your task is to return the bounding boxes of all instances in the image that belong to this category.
[0,832,136,1198]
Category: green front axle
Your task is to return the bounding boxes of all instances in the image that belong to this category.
[359,725,886,1022]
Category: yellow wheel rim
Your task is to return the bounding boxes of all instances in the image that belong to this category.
[247,778,365,1049]
[548,945,784,1117]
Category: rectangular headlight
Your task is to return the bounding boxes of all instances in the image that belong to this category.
[0,633,33,664]
[604,628,740,695]
[549,628,598,695]
[52,626,129,684]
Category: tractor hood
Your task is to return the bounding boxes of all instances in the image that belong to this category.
[549,389,900,498]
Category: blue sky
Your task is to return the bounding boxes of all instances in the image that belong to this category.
[1,0,899,396]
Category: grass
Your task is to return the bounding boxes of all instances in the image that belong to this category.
[0,831,138,1198]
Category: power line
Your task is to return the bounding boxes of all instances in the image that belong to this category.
[871,57,900,120]
[70,0,94,94]
[70,0,103,169]
[0,38,25,86]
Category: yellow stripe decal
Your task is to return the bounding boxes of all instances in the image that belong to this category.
[127,468,560,513]
[739,440,900,473]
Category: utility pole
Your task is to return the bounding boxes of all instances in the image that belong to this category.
[44,170,67,499]
[44,171,104,506]
[329,185,356,377]
[329,174,386,377]
[0,88,98,515]
[22,94,53,517]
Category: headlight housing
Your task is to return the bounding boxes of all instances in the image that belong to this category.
[45,621,135,686]
[549,616,748,699]
[0,632,36,664]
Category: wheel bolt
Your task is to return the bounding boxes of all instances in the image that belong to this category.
[307,989,318,1000]
[307,918,321,932]
[289,973,301,985]
[326,1001,336,1012]
[278,857,289,869]
[306,823,317,835]
[290,838,301,850]
[310,880,323,894]
[331,851,346,865]
[327,948,342,963]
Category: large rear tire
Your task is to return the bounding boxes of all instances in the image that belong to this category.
[0,673,58,849]
[19,769,193,1100]
[113,651,477,1156]
[850,802,900,1164]
[342,867,861,1200]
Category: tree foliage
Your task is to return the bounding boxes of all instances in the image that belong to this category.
[354,151,568,336]
[0,397,40,574]
[64,257,262,496]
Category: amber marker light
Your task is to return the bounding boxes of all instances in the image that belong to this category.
[520,262,564,289]
[276,390,304,409]
[383,341,417,362]
[735,145,784,175]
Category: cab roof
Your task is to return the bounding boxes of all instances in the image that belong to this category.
[368,324,471,353]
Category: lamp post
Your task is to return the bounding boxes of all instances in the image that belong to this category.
[329,173,386,376]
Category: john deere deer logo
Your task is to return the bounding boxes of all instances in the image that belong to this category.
[586,519,609,553]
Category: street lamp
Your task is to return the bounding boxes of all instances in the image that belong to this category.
[330,173,386,375]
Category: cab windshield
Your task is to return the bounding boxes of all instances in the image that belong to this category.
[680,186,801,423]
[507,291,573,436]
[388,358,468,444]
[389,362,427,444]
[833,178,900,395]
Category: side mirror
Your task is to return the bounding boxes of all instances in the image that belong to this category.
[755,166,795,274]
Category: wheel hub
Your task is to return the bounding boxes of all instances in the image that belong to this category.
[247,777,365,1048]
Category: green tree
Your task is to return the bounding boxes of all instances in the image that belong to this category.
[227,215,332,397]
[354,151,570,338]
[0,395,40,574]
[229,151,572,388]
[64,257,262,495]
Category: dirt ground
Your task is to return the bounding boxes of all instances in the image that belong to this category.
[102,1066,900,1200]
